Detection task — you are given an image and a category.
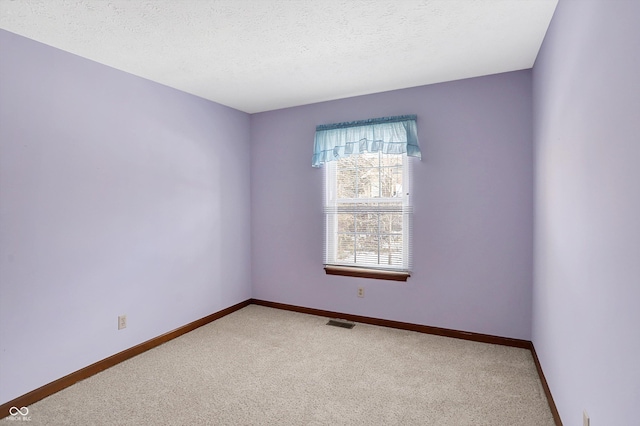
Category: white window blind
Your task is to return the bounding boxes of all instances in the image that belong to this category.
[324,150,413,272]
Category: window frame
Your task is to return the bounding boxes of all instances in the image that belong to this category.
[324,151,412,281]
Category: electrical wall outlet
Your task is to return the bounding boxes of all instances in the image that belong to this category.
[118,315,127,330]
[583,410,590,426]
[357,287,365,298]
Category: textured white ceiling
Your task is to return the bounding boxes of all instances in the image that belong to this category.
[0,0,558,113]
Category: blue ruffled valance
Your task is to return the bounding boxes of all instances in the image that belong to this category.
[312,115,421,167]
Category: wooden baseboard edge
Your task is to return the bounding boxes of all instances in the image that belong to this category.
[0,299,251,418]
[250,298,531,348]
[529,342,563,425]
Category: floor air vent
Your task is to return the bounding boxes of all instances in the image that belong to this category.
[326,319,355,329]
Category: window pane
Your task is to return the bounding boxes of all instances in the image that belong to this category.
[380,165,403,198]
[357,166,379,198]
[337,167,356,198]
[337,234,355,263]
[357,152,380,168]
[380,212,402,234]
[355,213,377,234]
[356,234,379,265]
[337,213,355,233]
[379,235,403,267]
[339,155,358,169]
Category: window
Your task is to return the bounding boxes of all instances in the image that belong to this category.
[325,151,412,279]
[313,115,420,281]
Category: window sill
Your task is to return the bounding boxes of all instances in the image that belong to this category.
[324,265,410,282]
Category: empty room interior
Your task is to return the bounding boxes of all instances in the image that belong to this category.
[0,0,638,425]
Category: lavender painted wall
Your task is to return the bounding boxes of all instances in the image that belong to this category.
[532,0,640,424]
[251,70,534,340]
[0,30,251,404]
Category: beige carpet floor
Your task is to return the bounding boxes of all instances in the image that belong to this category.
[3,305,555,425]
